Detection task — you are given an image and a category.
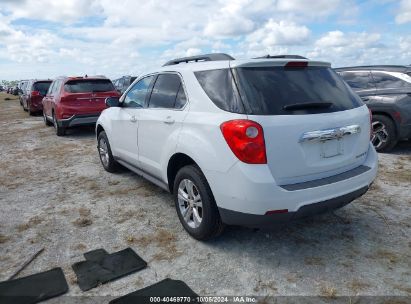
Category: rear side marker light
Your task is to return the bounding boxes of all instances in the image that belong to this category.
[220,120,267,164]
[265,209,288,215]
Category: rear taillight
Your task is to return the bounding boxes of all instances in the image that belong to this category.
[220,120,267,164]
[369,108,373,140]
[31,91,40,97]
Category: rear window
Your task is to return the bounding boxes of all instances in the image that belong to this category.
[33,81,51,95]
[196,67,362,115]
[64,79,115,93]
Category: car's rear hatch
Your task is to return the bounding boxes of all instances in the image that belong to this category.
[230,60,370,185]
[31,81,52,105]
[62,78,118,115]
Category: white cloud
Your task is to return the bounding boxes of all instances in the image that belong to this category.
[307,31,387,67]
[204,0,255,37]
[395,0,411,24]
[247,19,310,45]
[314,30,381,49]
[2,0,100,23]
[0,0,409,80]
[276,0,340,17]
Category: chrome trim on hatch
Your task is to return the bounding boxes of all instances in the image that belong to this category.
[299,125,361,143]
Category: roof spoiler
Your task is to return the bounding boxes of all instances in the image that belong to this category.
[163,53,235,66]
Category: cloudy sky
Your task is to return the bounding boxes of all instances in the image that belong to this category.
[0,0,410,81]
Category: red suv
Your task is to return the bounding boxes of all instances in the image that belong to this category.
[42,76,119,136]
[21,79,52,115]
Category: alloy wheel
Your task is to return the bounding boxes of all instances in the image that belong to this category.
[371,120,389,150]
[177,179,203,228]
[98,137,110,167]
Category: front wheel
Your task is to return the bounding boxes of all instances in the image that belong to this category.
[371,114,397,152]
[173,165,224,240]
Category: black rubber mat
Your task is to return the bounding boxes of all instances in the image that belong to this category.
[0,268,69,304]
[72,247,147,291]
[109,278,200,304]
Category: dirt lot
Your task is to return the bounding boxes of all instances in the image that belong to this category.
[0,92,410,301]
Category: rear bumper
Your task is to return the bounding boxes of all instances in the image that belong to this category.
[205,142,378,226]
[57,114,100,128]
[219,186,368,228]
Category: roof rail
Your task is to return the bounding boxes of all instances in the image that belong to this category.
[254,54,308,60]
[163,53,235,66]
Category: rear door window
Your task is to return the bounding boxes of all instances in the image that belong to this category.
[148,73,187,109]
[33,82,52,96]
[64,79,115,93]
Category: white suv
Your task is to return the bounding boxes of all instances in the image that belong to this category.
[96,53,378,240]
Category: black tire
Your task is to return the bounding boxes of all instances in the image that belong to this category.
[173,165,224,240]
[97,131,119,173]
[43,111,52,126]
[371,114,397,152]
[23,100,28,112]
[53,112,65,136]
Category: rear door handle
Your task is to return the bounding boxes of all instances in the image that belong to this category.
[163,116,175,124]
[130,115,137,123]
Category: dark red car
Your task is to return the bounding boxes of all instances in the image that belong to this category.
[42,76,120,136]
[21,79,52,115]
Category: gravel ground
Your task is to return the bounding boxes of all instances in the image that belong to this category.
[0,92,410,302]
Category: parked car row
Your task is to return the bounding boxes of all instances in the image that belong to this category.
[13,76,120,135]
[7,53,409,239]
[2,85,19,95]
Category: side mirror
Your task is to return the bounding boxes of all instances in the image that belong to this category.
[105,97,120,107]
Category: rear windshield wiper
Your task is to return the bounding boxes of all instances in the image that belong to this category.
[283,102,333,111]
